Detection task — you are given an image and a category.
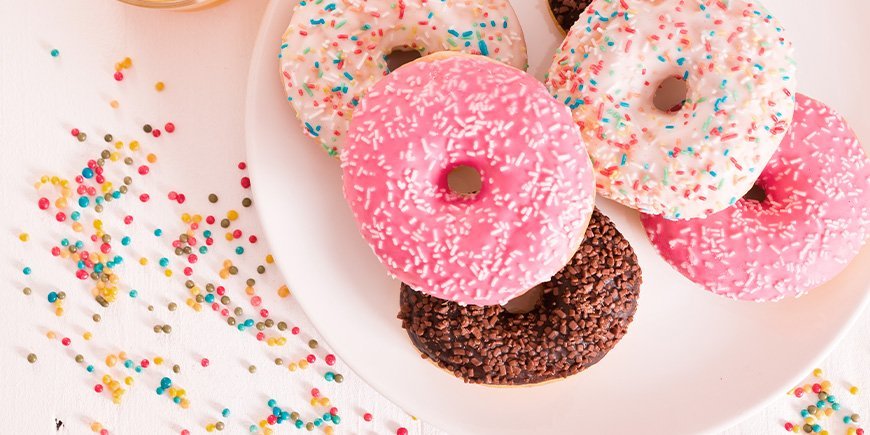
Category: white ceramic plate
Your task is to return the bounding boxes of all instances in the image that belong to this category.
[245,1,870,433]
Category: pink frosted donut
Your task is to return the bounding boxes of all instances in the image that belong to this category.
[341,53,596,306]
[641,94,870,301]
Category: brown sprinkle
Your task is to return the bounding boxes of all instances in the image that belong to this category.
[397,209,641,385]
[548,0,592,33]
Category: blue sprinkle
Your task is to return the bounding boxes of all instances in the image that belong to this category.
[478,40,489,56]
[304,122,320,137]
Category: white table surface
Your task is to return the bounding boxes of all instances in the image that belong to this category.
[0,1,866,434]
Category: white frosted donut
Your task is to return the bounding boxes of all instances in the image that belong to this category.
[280,0,528,157]
[547,0,797,219]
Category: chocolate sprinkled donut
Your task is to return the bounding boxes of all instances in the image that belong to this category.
[548,0,592,33]
[397,209,641,385]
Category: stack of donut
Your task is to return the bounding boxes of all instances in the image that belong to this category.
[279,0,869,386]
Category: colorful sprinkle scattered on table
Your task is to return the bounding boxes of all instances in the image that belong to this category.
[14,52,419,434]
[782,369,865,434]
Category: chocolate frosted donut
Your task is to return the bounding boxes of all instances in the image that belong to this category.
[548,0,592,33]
[398,209,641,385]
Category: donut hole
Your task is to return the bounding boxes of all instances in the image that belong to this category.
[385,49,423,73]
[446,165,483,196]
[653,76,689,113]
[503,285,544,314]
[742,184,768,203]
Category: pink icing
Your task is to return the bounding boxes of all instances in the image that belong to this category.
[341,55,596,306]
[641,94,870,302]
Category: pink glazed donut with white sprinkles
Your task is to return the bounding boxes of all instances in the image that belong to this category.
[341,53,596,306]
[641,94,870,302]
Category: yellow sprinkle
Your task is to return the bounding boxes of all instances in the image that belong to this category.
[54,307,64,316]
[850,386,859,395]
[225,233,234,241]
[821,380,832,390]
[106,355,118,367]
[219,270,229,279]
[147,153,157,163]
[124,376,134,386]
[46,331,56,339]
[122,57,132,68]
[192,214,202,223]
[181,213,191,223]
[55,198,67,208]
[18,233,29,242]
[277,285,291,298]
[129,141,140,151]
[140,257,148,265]
[288,363,297,372]
[83,332,93,340]
[318,398,329,407]
[223,260,233,268]
[72,222,83,232]
[154,356,164,365]
[227,210,239,221]
[90,422,103,432]
[155,81,166,92]
[206,423,215,432]
[110,100,119,109]
[165,269,173,277]
[299,360,309,369]
[813,368,823,377]
[820,431,829,435]
[265,254,274,264]
[824,408,833,417]
[93,220,103,229]
[245,286,255,296]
